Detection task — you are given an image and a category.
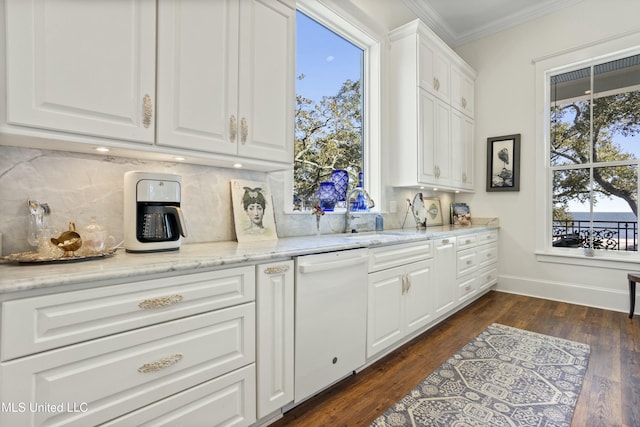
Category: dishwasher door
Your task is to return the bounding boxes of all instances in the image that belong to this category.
[294,248,369,403]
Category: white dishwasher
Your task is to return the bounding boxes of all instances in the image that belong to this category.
[294,248,369,403]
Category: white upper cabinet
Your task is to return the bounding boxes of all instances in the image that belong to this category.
[5,0,156,143]
[451,109,474,191]
[3,0,294,171]
[156,0,239,155]
[389,19,477,192]
[419,37,450,103]
[451,66,475,118]
[156,0,294,163]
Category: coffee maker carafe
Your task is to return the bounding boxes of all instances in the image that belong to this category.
[124,171,188,252]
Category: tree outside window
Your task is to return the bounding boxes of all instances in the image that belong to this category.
[294,12,364,210]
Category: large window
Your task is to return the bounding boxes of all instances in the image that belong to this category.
[548,54,640,253]
[294,11,364,210]
[289,0,381,213]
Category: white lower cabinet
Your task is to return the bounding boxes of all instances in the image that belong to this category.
[433,236,457,317]
[256,261,294,419]
[367,241,434,358]
[0,267,257,427]
[455,230,499,304]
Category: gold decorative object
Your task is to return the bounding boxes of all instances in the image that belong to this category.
[50,222,82,257]
[137,294,184,310]
[137,353,183,373]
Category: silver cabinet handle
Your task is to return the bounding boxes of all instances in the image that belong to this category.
[230,115,237,142]
[138,294,184,310]
[240,117,248,144]
[401,274,408,294]
[264,265,290,275]
[143,94,153,128]
[138,353,183,373]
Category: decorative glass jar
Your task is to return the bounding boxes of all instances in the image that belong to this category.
[316,182,338,212]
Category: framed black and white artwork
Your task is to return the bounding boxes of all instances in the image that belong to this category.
[486,134,521,192]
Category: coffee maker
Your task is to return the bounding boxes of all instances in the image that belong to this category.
[124,171,188,252]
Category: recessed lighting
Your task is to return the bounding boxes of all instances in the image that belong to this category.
[95,147,110,152]
[233,163,243,168]
[433,188,438,191]
[173,156,186,161]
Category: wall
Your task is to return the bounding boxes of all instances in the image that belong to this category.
[454,0,640,313]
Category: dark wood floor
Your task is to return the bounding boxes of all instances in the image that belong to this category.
[271,290,640,427]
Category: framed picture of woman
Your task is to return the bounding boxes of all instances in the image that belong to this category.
[231,180,278,243]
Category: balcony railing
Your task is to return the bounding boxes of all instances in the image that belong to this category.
[552,219,638,251]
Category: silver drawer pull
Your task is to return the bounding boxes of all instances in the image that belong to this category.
[487,253,493,258]
[466,260,472,265]
[138,353,183,373]
[264,265,290,275]
[442,239,449,244]
[138,294,184,310]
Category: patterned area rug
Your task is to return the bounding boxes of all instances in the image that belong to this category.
[371,323,590,427]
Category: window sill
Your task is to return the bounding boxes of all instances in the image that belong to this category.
[536,248,640,271]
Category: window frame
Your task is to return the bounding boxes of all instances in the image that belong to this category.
[534,32,640,267]
[283,0,382,214]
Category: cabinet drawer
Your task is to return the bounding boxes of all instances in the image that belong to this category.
[477,231,498,245]
[478,265,498,291]
[1,266,255,361]
[0,303,255,427]
[457,274,477,303]
[369,240,432,272]
[456,248,477,277]
[103,364,256,427]
[456,233,478,250]
[478,243,498,268]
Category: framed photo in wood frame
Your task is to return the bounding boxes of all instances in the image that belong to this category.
[486,134,521,192]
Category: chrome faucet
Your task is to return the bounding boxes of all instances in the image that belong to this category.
[344,187,375,233]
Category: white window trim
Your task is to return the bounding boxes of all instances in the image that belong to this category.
[533,30,640,268]
[283,0,384,214]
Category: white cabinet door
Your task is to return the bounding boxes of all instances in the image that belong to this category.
[156,0,294,164]
[156,0,239,155]
[418,89,438,184]
[237,0,295,162]
[418,89,451,187]
[256,261,294,418]
[451,109,474,191]
[418,36,450,102]
[433,237,456,317]
[5,0,156,143]
[451,65,475,118]
[403,259,435,335]
[367,266,404,358]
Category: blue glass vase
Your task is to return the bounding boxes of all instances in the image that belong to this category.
[331,169,349,204]
[317,182,338,212]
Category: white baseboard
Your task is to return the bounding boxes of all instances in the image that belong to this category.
[496,274,633,315]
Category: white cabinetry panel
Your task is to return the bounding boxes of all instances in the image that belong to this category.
[1,267,255,361]
[0,304,255,427]
[256,261,294,418]
[156,0,294,163]
[5,0,156,143]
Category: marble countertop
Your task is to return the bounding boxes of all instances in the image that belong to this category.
[0,224,498,295]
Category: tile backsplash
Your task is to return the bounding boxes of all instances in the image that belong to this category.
[1,146,449,255]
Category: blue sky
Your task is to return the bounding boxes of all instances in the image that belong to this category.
[296,11,362,103]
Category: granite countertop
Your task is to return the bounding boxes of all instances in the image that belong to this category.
[0,224,498,295]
